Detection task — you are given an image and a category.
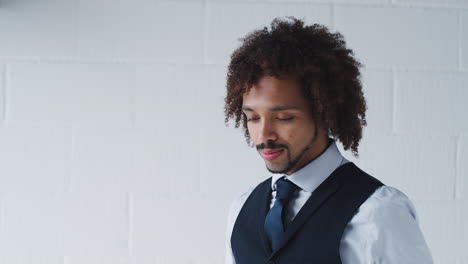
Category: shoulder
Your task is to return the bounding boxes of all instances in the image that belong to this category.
[227,177,271,225]
[225,185,256,243]
[227,186,256,220]
[339,162,384,189]
[341,185,434,263]
[229,187,255,211]
[228,177,271,211]
[369,185,414,205]
[359,185,419,223]
[224,186,257,263]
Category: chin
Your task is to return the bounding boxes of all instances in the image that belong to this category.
[266,164,288,174]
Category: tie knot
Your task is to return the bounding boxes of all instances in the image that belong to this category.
[275,177,299,202]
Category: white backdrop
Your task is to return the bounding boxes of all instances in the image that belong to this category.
[0,0,466,263]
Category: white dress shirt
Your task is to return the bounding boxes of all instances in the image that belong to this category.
[225,141,434,263]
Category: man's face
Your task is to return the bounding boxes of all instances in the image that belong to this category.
[242,75,328,175]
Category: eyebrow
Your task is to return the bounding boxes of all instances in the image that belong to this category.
[242,105,300,112]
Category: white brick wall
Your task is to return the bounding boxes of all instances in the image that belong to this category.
[206,2,332,64]
[462,10,468,70]
[0,0,466,263]
[334,5,459,69]
[0,64,5,124]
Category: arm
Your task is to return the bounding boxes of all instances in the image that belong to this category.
[225,188,254,264]
[225,198,237,264]
[340,186,434,264]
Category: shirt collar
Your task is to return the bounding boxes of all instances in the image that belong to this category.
[271,140,348,193]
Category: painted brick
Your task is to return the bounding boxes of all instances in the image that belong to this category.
[69,126,136,192]
[0,256,63,264]
[267,0,388,3]
[70,121,202,195]
[360,69,393,133]
[0,0,76,57]
[135,64,209,128]
[134,65,173,127]
[463,11,468,70]
[64,257,129,264]
[76,0,140,58]
[60,193,128,256]
[341,132,456,200]
[8,63,134,126]
[334,6,458,69]
[197,65,228,129]
[207,2,332,64]
[0,193,128,256]
[394,71,468,134]
[459,134,468,200]
[134,65,207,194]
[132,124,201,194]
[0,64,4,124]
[394,0,468,8]
[134,1,204,63]
[64,256,161,264]
[131,127,173,193]
[0,123,71,192]
[136,63,230,131]
[413,200,467,262]
[131,193,225,263]
[0,193,64,256]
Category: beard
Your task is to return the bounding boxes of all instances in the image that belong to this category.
[258,125,319,174]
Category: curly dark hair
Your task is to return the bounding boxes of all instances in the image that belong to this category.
[223,17,367,156]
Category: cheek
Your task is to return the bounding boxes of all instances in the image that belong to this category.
[246,124,259,141]
[282,125,311,144]
[279,126,297,142]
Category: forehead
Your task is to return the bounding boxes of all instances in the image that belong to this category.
[242,75,307,110]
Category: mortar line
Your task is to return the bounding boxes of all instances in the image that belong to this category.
[130,66,136,129]
[330,3,335,31]
[458,10,463,70]
[391,68,396,134]
[0,193,5,237]
[65,125,76,193]
[127,192,134,257]
[203,0,210,65]
[454,135,462,200]
[2,64,10,126]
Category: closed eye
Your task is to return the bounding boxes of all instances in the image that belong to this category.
[246,117,294,122]
[277,117,294,121]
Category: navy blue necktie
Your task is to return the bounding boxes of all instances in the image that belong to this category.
[264,177,299,252]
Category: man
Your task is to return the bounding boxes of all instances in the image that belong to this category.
[223,17,433,263]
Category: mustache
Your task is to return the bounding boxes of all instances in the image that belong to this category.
[256,141,288,151]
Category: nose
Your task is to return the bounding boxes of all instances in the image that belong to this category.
[258,119,278,143]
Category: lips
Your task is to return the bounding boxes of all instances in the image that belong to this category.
[260,149,284,161]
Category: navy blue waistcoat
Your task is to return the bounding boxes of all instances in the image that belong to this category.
[231,162,384,264]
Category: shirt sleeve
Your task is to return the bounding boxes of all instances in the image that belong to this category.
[225,188,254,264]
[340,185,434,264]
